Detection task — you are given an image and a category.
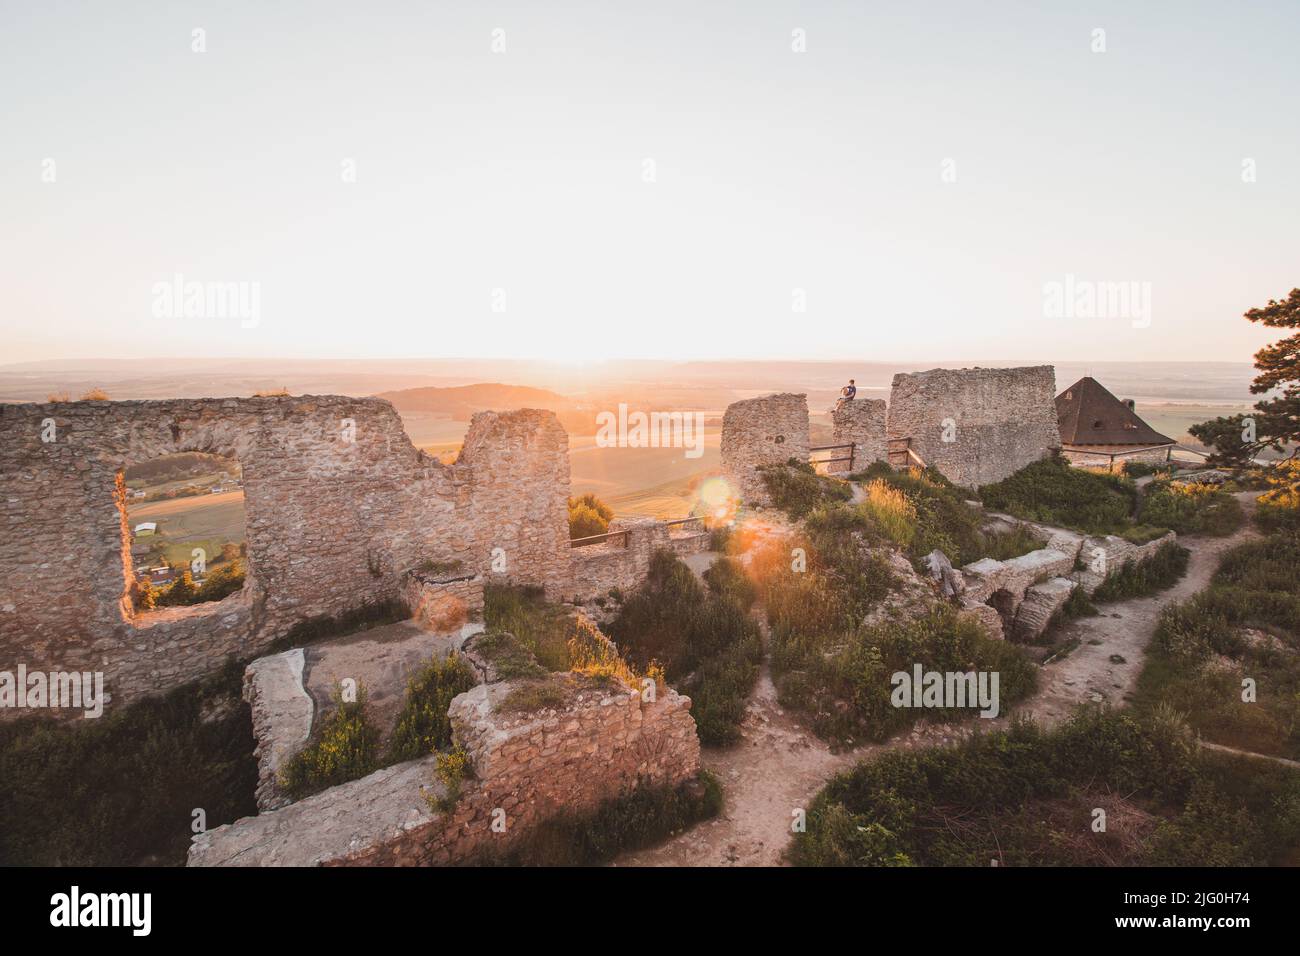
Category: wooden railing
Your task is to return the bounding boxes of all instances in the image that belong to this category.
[665,516,705,532]
[887,437,927,470]
[810,442,856,472]
[571,515,708,550]
[569,529,630,549]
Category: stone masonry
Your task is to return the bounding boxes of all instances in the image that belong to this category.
[828,398,887,473]
[0,396,570,716]
[188,668,700,866]
[720,393,810,505]
[886,366,1060,488]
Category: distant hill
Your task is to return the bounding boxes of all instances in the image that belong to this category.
[374,382,575,420]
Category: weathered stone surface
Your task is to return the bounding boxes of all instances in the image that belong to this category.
[828,399,887,473]
[188,675,700,866]
[924,549,965,598]
[244,649,313,812]
[403,572,484,633]
[0,397,569,717]
[1010,577,1077,642]
[962,548,1075,606]
[886,366,1059,487]
[1073,531,1178,593]
[720,393,810,505]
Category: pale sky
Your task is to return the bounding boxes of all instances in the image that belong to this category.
[1,0,1296,365]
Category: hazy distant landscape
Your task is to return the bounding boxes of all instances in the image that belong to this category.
[5,356,1256,520]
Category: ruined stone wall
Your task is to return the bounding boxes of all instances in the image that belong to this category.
[720,393,810,505]
[187,676,700,866]
[0,397,570,716]
[886,367,1059,488]
[1061,446,1173,468]
[828,399,887,473]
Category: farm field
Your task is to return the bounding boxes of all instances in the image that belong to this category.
[1137,402,1252,446]
[127,490,246,567]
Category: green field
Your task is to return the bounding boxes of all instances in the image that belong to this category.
[127,491,246,567]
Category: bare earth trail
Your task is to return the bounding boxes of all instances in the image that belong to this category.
[614,492,1262,867]
[1017,491,1258,725]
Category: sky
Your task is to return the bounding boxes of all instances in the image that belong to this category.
[1,0,1296,366]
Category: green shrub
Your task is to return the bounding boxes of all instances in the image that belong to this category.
[1137,533,1300,759]
[427,746,471,813]
[1140,481,1243,536]
[607,551,762,745]
[0,660,256,865]
[979,456,1136,533]
[702,555,757,609]
[1091,541,1190,602]
[707,522,735,553]
[280,687,381,800]
[386,653,479,764]
[467,630,548,680]
[477,771,723,865]
[768,601,1037,746]
[758,458,852,518]
[790,708,1300,866]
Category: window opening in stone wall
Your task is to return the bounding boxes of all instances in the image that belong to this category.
[121,452,248,611]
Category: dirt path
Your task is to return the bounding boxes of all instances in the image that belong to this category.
[615,492,1261,866]
[614,652,957,866]
[1017,491,1259,725]
[1199,740,1300,770]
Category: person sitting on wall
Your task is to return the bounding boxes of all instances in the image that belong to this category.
[836,379,857,408]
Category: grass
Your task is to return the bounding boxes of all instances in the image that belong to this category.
[1091,541,1191,603]
[0,659,257,865]
[1133,532,1300,760]
[758,457,853,518]
[467,630,549,680]
[979,455,1138,534]
[606,551,762,746]
[496,680,571,714]
[789,707,1300,866]
[483,584,573,671]
[474,771,723,866]
[849,462,1044,568]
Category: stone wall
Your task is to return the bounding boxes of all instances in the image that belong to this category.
[956,518,1178,641]
[828,399,887,473]
[565,518,708,603]
[0,397,570,717]
[188,673,700,866]
[720,393,810,505]
[1061,445,1174,468]
[886,366,1059,488]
